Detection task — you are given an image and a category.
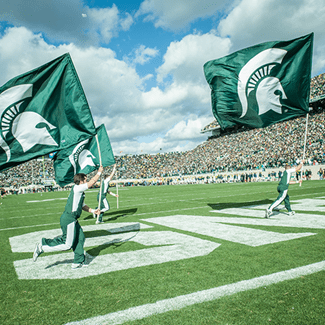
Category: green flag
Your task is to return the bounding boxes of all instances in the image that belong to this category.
[53,124,115,187]
[204,33,313,129]
[0,53,96,171]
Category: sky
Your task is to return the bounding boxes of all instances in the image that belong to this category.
[0,0,324,156]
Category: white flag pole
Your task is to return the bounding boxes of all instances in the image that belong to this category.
[95,134,103,222]
[116,170,119,209]
[300,113,309,187]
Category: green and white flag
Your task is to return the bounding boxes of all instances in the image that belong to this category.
[53,124,115,187]
[204,33,313,129]
[0,53,96,171]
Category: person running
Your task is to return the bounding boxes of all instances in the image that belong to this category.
[93,164,118,224]
[265,161,304,218]
[33,166,103,268]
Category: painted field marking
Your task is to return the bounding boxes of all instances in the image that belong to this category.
[142,215,316,246]
[0,211,63,221]
[9,223,152,252]
[0,206,208,232]
[12,227,219,280]
[65,260,325,325]
[27,198,68,203]
[245,198,325,213]
[210,209,325,228]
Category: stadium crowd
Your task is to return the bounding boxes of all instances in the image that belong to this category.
[1,107,324,188]
[114,108,325,179]
[0,159,55,191]
[310,73,325,100]
[1,74,325,189]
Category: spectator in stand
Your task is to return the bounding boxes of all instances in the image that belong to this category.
[318,168,323,180]
[1,71,325,186]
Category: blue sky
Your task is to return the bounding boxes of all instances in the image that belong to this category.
[0,0,324,155]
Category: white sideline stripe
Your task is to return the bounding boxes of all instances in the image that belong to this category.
[0,212,60,220]
[0,223,58,232]
[27,198,67,203]
[25,189,128,202]
[65,260,325,325]
[0,206,207,232]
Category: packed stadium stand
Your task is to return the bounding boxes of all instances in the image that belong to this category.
[200,72,325,137]
[1,73,325,191]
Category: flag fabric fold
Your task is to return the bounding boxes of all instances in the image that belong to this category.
[53,124,115,187]
[0,53,96,171]
[204,33,313,130]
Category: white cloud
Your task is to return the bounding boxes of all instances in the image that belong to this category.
[157,31,232,84]
[120,12,134,31]
[127,45,159,66]
[0,27,213,155]
[165,116,212,141]
[0,0,134,46]
[86,5,134,44]
[218,0,325,74]
[136,0,229,31]
[86,5,120,44]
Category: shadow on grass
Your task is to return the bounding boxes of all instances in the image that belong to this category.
[84,223,140,238]
[86,240,124,257]
[208,199,273,210]
[45,258,74,269]
[86,231,140,257]
[85,223,140,257]
[83,208,137,220]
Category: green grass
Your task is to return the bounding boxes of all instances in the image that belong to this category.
[0,181,325,324]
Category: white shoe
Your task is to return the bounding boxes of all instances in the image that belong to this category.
[71,262,87,269]
[33,243,43,262]
[265,209,271,218]
[96,220,104,224]
[288,211,295,216]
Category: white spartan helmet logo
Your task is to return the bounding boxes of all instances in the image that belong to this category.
[238,48,288,118]
[69,139,96,174]
[0,84,58,162]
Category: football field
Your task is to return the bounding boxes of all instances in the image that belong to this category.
[1,180,325,324]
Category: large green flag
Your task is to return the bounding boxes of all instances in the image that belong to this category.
[0,53,96,171]
[204,33,313,129]
[53,124,115,187]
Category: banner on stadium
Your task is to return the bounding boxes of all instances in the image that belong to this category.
[53,124,115,187]
[0,53,96,171]
[204,33,313,130]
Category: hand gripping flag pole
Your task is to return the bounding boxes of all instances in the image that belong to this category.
[300,113,309,187]
[95,134,103,222]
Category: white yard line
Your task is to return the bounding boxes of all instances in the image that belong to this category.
[0,222,58,232]
[65,260,325,325]
[0,206,208,231]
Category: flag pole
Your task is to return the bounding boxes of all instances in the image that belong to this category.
[300,113,309,187]
[95,134,103,222]
[116,169,119,209]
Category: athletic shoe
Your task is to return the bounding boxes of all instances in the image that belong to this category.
[288,211,295,216]
[264,208,271,218]
[71,263,83,269]
[71,262,88,269]
[96,220,104,224]
[33,243,43,262]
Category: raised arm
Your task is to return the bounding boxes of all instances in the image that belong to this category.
[87,166,104,188]
[108,164,117,181]
[294,160,304,172]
